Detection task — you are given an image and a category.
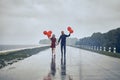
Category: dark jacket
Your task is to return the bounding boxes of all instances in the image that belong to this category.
[58,34,70,45]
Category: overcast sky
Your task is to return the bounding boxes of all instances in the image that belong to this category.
[0,0,120,44]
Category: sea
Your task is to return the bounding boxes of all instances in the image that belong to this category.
[0,44,47,52]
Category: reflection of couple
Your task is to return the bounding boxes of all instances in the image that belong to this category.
[49,31,71,58]
[43,56,67,80]
[49,52,67,79]
[43,54,67,80]
[43,56,56,80]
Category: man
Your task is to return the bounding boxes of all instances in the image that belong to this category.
[58,31,71,59]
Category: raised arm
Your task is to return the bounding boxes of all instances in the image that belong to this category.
[65,33,71,37]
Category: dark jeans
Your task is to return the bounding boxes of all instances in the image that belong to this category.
[61,44,66,59]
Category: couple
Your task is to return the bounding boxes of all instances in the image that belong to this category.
[49,31,71,58]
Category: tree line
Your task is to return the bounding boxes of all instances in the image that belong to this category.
[77,28,120,53]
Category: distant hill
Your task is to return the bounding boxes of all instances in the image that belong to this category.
[39,38,78,46]
[77,28,120,53]
[39,39,51,45]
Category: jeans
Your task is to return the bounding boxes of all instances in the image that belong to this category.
[61,44,66,58]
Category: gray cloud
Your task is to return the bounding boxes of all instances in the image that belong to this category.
[0,0,120,44]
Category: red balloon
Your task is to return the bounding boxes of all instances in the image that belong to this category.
[69,29,73,33]
[43,30,52,38]
[47,31,51,35]
[67,27,72,31]
[47,34,51,38]
[70,29,74,33]
[43,31,47,35]
[48,30,52,35]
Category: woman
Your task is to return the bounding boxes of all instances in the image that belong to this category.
[49,34,56,56]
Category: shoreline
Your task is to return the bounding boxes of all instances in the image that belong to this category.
[0,45,49,54]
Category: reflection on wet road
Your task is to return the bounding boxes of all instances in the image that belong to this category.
[51,55,56,76]
[61,56,67,80]
[1,46,120,80]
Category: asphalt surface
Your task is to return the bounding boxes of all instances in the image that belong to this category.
[0,46,120,80]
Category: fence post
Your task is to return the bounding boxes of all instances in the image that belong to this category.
[97,47,99,51]
[104,47,106,51]
[109,47,111,52]
[94,46,96,50]
[100,46,102,51]
[113,47,116,53]
[92,46,94,50]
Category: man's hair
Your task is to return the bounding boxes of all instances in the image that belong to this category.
[61,31,64,34]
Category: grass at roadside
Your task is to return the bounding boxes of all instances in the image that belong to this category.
[70,45,120,59]
[0,46,50,69]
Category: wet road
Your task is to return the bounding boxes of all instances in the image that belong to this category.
[0,46,120,80]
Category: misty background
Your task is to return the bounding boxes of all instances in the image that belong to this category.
[0,0,120,44]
